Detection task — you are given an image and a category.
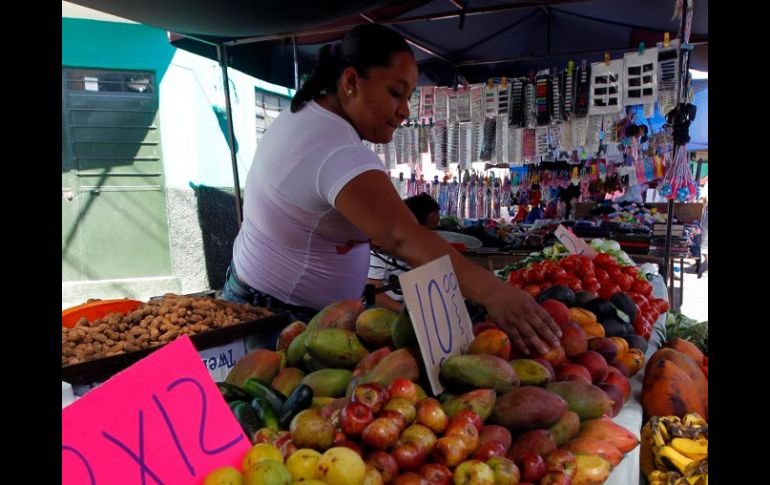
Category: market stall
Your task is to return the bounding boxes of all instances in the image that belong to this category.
[63,1,708,484]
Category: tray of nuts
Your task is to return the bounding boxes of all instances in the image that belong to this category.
[61,293,291,385]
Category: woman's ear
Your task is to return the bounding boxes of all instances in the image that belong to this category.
[340,66,360,97]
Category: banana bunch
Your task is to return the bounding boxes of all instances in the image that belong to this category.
[641,413,708,485]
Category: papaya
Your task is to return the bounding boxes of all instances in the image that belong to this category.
[301,369,353,398]
[276,321,307,352]
[569,308,598,327]
[548,410,581,446]
[305,328,369,368]
[546,381,613,421]
[566,437,624,467]
[492,386,567,431]
[509,429,557,461]
[619,348,644,376]
[225,349,282,388]
[440,354,519,393]
[578,416,639,453]
[441,389,497,420]
[270,367,306,397]
[665,337,706,365]
[355,308,397,347]
[647,348,707,417]
[307,300,365,331]
[641,358,704,419]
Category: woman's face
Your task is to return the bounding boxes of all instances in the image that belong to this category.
[340,51,419,144]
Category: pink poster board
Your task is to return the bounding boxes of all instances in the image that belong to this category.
[62,336,250,484]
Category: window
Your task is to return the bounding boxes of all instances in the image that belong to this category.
[65,68,154,94]
[255,89,289,141]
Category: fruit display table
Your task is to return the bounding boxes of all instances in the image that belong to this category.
[605,274,667,485]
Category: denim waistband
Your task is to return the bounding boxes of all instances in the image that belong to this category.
[224,263,318,316]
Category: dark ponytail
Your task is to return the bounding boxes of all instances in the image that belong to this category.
[291,24,412,112]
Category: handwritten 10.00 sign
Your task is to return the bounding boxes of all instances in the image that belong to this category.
[399,255,474,395]
[554,224,599,259]
[62,336,250,485]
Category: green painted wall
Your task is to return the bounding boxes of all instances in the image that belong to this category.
[62,19,176,81]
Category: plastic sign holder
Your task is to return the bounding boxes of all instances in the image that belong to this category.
[554,224,599,259]
[399,255,474,395]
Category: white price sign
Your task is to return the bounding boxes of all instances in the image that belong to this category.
[554,224,599,259]
[398,255,474,395]
[198,339,247,382]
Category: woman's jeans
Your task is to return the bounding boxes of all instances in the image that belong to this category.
[222,263,317,351]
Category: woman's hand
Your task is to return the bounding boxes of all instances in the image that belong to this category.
[482,282,562,356]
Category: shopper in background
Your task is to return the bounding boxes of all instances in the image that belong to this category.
[367,193,440,312]
[223,24,560,355]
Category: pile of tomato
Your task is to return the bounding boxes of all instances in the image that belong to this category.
[506,253,669,340]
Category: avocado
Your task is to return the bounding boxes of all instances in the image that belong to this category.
[610,293,637,323]
[585,299,618,321]
[575,290,599,307]
[624,334,649,354]
[536,285,576,307]
[600,317,627,337]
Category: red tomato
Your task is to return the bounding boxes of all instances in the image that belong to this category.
[546,266,568,281]
[631,279,653,297]
[558,258,577,272]
[523,284,541,298]
[633,315,647,336]
[507,271,521,285]
[540,282,553,291]
[576,255,592,266]
[593,253,616,269]
[652,298,670,313]
[598,283,621,300]
[595,269,611,284]
[626,292,646,305]
[638,300,652,315]
[523,267,546,284]
[622,266,640,276]
[612,273,634,292]
[583,280,601,293]
[555,276,583,292]
[607,267,622,278]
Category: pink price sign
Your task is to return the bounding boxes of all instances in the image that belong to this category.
[62,336,250,485]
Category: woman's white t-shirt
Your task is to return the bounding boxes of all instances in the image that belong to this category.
[232,101,385,310]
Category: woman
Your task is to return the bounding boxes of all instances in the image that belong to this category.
[224,24,559,355]
[367,193,441,312]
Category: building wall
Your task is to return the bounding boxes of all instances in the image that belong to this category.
[62,17,293,307]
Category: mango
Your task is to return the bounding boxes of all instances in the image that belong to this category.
[305,328,369,368]
[287,331,310,367]
[509,429,557,461]
[271,367,306,397]
[440,354,519,393]
[566,438,624,467]
[302,369,353,398]
[303,353,329,372]
[572,453,611,485]
[548,410,581,446]
[356,308,398,347]
[276,321,307,352]
[441,388,497,420]
[509,359,551,386]
[570,308,598,326]
[307,300,365,332]
[225,349,283,388]
[546,381,613,421]
[579,416,639,453]
[356,348,420,389]
[492,386,567,431]
[390,310,418,348]
[353,347,392,377]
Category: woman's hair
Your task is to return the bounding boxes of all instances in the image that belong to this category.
[290,24,412,112]
[404,193,440,226]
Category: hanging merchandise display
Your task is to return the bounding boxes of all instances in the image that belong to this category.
[574,60,591,117]
[657,39,681,117]
[484,82,498,118]
[561,61,575,120]
[419,85,435,122]
[496,114,507,165]
[410,123,420,169]
[522,128,537,163]
[586,115,604,153]
[433,121,448,170]
[524,79,537,128]
[447,121,460,166]
[480,117,497,161]
[535,69,551,125]
[623,46,659,106]
[408,89,420,122]
[560,119,574,153]
[394,127,404,165]
[418,121,429,154]
[434,86,448,122]
[498,78,511,117]
[457,85,472,122]
[509,77,526,127]
[447,88,459,123]
[550,68,563,123]
[572,117,588,152]
[659,145,696,201]
[589,58,624,115]
[510,127,523,166]
[459,121,474,169]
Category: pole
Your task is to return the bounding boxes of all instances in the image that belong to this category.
[661,0,694,291]
[217,43,244,228]
[292,36,300,90]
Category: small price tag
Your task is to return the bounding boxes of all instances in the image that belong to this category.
[62,336,249,485]
[398,255,474,395]
[554,224,599,259]
[199,339,247,382]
